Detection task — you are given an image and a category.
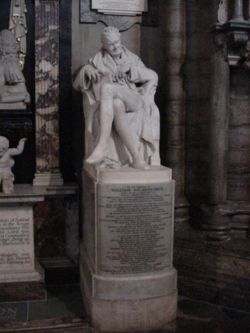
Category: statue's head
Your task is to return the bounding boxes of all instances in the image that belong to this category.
[0,29,17,56]
[101,26,122,58]
[0,136,9,156]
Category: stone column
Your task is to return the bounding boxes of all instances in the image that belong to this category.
[231,0,245,21]
[201,34,230,240]
[164,0,189,223]
[185,0,231,240]
[33,0,63,186]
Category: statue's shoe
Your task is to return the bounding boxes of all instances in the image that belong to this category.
[131,159,150,170]
[85,148,105,165]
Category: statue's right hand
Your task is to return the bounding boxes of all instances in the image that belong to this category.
[84,65,101,83]
[19,138,27,145]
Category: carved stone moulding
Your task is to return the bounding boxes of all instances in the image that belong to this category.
[214,20,250,69]
[199,201,250,240]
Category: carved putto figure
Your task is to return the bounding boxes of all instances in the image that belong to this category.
[0,136,26,194]
[74,26,160,169]
[0,29,30,108]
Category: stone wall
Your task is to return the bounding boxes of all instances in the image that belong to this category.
[185,0,250,238]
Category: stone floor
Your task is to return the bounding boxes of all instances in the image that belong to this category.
[0,283,249,333]
[174,224,250,313]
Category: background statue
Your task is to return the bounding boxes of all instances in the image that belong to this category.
[0,136,26,194]
[74,26,160,169]
[9,0,28,70]
[0,29,30,108]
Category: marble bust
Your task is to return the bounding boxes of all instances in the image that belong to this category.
[74,26,160,169]
[0,136,27,194]
[0,29,30,109]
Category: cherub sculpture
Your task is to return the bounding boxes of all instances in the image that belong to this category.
[0,136,27,194]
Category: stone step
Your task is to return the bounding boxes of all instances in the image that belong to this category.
[0,318,91,333]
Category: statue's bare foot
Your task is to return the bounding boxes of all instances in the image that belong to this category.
[132,158,150,170]
[86,146,105,165]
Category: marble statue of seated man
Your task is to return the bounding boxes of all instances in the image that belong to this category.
[0,136,26,194]
[0,29,30,107]
[74,26,160,170]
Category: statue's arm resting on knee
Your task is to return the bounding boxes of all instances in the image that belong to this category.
[129,62,158,97]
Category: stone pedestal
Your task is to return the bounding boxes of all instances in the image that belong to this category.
[0,190,44,283]
[80,165,177,332]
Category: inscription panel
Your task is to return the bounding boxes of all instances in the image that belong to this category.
[0,207,34,272]
[80,0,159,29]
[92,0,148,14]
[97,182,173,275]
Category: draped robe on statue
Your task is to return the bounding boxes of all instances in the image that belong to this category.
[73,46,160,168]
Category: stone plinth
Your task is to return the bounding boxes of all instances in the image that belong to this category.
[0,188,44,283]
[0,102,26,110]
[81,165,177,332]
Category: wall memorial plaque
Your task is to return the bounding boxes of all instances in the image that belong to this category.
[0,192,44,283]
[91,0,148,15]
[97,182,173,275]
[80,0,159,30]
[0,207,34,273]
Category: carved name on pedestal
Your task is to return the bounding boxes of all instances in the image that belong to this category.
[97,182,173,275]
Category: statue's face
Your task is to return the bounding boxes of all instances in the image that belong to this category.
[103,33,122,58]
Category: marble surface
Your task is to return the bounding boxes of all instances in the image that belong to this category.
[81,166,177,332]
[34,0,63,185]
[84,163,172,183]
[0,184,78,261]
[0,136,27,194]
[0,204,43,283]
[0,29,30,109]
[74,26,160,170]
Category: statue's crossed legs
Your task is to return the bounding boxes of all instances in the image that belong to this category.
[86,82,149,169]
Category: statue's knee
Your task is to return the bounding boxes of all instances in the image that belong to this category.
[101,82,115,95]
[113,98,125,112]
